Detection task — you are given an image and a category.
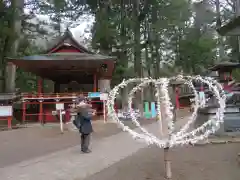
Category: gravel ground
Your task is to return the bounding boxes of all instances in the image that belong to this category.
[0,119,153,168]
[83,143,240,180]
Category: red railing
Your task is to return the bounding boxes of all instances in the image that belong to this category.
[21,92,89,100]
[21,95,106,124]
[0,117,12,129]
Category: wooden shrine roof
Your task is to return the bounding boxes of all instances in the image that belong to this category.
[217,16,240,36]
[7,28,116,82]
[7,52,116,82]
[209,61,240,71]
[44,28,94,54]
[8,52,115,62]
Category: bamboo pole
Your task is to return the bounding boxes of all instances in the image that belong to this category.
[158,83,172,179]
[164,147,172,179]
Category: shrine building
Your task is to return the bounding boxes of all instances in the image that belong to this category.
[7,29,116,123]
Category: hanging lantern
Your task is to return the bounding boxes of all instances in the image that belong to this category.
[101,63,108,72]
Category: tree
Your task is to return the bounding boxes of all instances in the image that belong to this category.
[176,31,217,74]
[85,0,218,78]
[1,0,235,93]
[37,0,88,36]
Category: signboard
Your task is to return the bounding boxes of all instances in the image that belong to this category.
[56,103,64,110]
[0,106,12,117]
[88,92,101,98]
[199,91,206,107]
[151,102,157,118]
[100,93,108,100]
[199,91,205,99]
[52,111,57,115]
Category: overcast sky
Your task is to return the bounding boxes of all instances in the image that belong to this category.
[33,13,94,47]
[71,15,94,39]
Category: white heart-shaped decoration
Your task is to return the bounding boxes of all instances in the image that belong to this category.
[106,76,226,148]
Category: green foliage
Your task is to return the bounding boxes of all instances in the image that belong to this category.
[86,0,217,80]
[0,0,238,93]
[176,31,217,74]
[15,41,43,92]
[0,0,89,92]
[232,69,240,81]
[37,0,88,33]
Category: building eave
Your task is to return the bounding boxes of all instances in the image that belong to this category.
[217,16,240,36]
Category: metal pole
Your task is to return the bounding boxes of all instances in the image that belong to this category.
[103,100,106,123]
[59,110,64,133]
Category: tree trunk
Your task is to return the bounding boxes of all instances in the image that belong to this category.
[120,0,129,109]
[151,5,160,78]
[144,18,152,101]
[235,0,240,62]
[133,0,142,77]
[0,36,10,92]
[5,0,24,93]
[133,0,143,111]
[215,0,224,60]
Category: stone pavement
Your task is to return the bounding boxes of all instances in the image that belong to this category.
[0,120,123,168]
[0,119,154,168]
[0,123,160,180]
[1,113,238,180]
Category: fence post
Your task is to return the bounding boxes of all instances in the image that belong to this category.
[7,116,12,129]
[22,101,26,123]
[39,101,43,124]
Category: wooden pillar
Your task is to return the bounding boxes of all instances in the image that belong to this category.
[93,74,97,92]
[175,86,180,109]
[230,71,232,80]
[37,77,43,95]
[39,101,43,124]
[5,62,16,93]
[54,82,60,93]
[22,101,26,123]
[37,78,43,124]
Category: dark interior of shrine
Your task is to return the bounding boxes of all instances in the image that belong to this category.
[54,74,94,93]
